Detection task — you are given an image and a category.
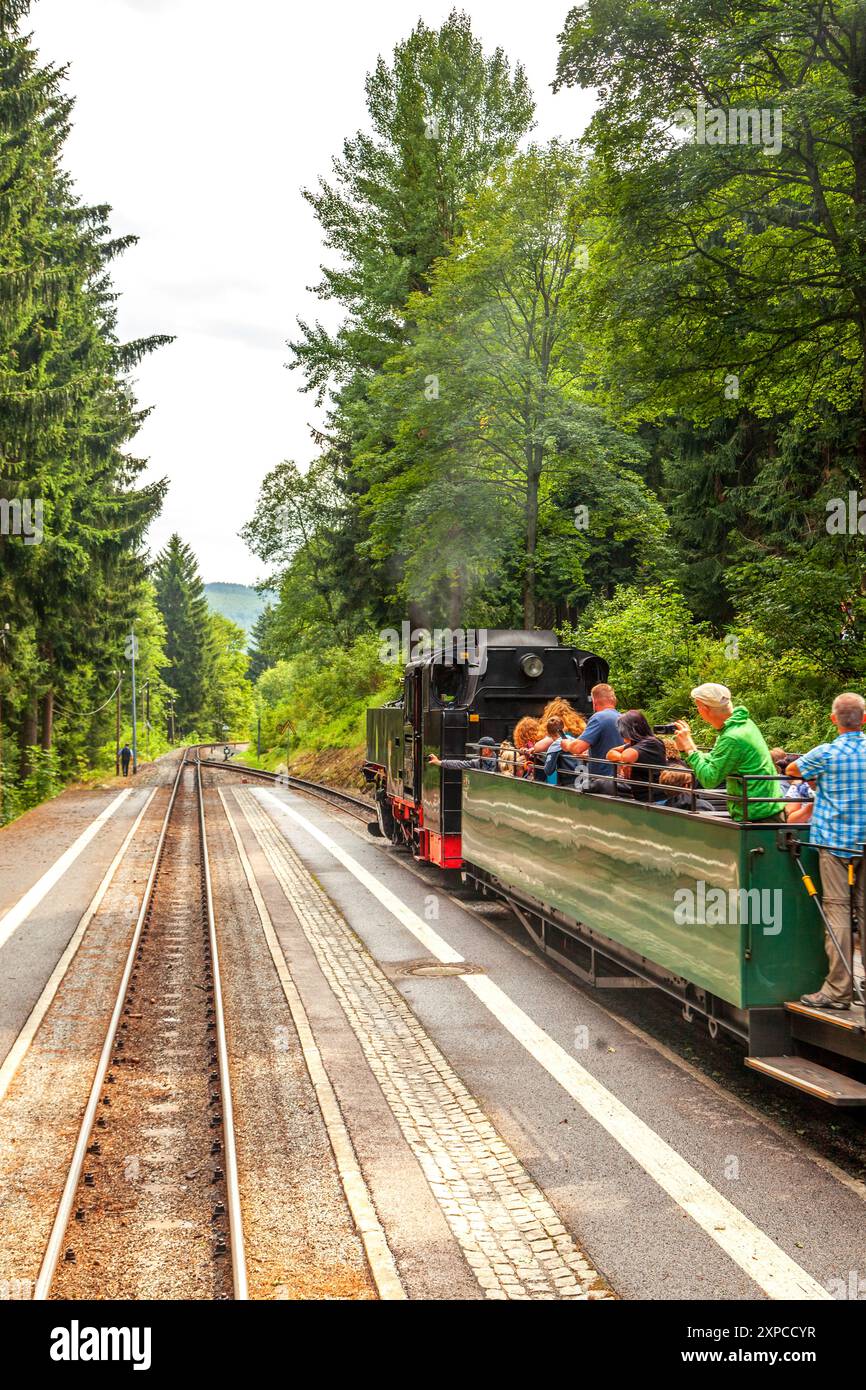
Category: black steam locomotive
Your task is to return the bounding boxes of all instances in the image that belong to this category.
[363,629,608,868]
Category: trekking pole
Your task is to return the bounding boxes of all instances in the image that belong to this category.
[847,858,863,1001]
[782,831,854,985]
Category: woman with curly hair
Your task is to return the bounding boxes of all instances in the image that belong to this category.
[540,697,586,738]
[512,715,542,779]
[513,715,542,750]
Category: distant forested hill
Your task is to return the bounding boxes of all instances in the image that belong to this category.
[204,583,272,637]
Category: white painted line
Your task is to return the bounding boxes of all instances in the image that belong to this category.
[462,973,828,1300]
[256,789,463,965]
[0,789,134,954]
[257,787,831,1302]
[219,787,405,1301]
[0,790,158,1105]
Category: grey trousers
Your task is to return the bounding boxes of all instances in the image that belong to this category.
[817,850,864,1003]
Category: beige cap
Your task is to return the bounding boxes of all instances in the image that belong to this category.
[691,682,732,709]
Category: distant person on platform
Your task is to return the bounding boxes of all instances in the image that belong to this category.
[673,683,782,822]
[120,744,133,778]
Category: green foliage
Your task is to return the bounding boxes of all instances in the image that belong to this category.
[565,582,837,752]
[0,745,60,823]
[256,635,399,756]
[556,1,866,433]
[563,583,707,711]
[240,459,351,650]
[201,613,254,742]
[253,10,537,654]
[246,605,278,681]
[290,9,534,398]
[153,535,211,732]
[0,8,170,819]
[240,8,866,773]
[356,142,650,626]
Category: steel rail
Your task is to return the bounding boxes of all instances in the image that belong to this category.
[194,750,248,1298]
[196,753,372,822]
[34,751,248,1301]
[33,754,187,1300]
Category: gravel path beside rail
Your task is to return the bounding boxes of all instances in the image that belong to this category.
[202,778,376,1299]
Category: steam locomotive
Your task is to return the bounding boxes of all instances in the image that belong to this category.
[363,628,608,868]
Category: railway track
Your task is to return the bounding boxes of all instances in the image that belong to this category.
[34,751,247,1301]
[196,752,372,822]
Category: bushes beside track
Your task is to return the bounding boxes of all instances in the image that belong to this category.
[254,634,400,772]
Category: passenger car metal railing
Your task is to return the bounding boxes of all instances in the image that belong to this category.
[463,742,722,812]
[461,747,863,997]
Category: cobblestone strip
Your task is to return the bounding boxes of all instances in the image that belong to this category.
[237,790,612,1301]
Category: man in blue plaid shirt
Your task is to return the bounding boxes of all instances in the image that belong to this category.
[787,692,866,1009]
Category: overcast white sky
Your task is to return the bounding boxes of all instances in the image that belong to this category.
[30,0,594,585]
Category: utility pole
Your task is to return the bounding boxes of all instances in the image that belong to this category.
[257,699,262,762]
[115,669,121,777]
[129,628,138,775]
[144,680,151,762]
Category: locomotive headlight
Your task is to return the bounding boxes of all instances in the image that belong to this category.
[520,653,544,679]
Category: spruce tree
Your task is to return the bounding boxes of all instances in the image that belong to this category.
[247,606,276,681]
[0,0,168,786]
[291,11,534,395]
[152,536,211,732]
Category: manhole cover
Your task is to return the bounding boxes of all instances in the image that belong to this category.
[394,959,485,979]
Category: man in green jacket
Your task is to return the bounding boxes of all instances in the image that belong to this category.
[673,683,783,821]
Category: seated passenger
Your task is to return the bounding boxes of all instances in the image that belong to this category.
[542,721,586,789]
[429,735,498,771]
[658,768,692,809]
[784,773,814,825]
[658,767,716,813]
[673,683,783,822]
[513,715,542,750]
[770,747,794,795]
[659,737,693,778]
[768,747,813,822]
[512,716,541,777]
[498,739,518,776]
[530,723,558,756]
[606,711,666,803]
[539,717,567,783]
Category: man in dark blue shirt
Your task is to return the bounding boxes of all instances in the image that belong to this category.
[561,684,620,781]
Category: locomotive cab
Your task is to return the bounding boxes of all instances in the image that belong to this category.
[364,629,608,868]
